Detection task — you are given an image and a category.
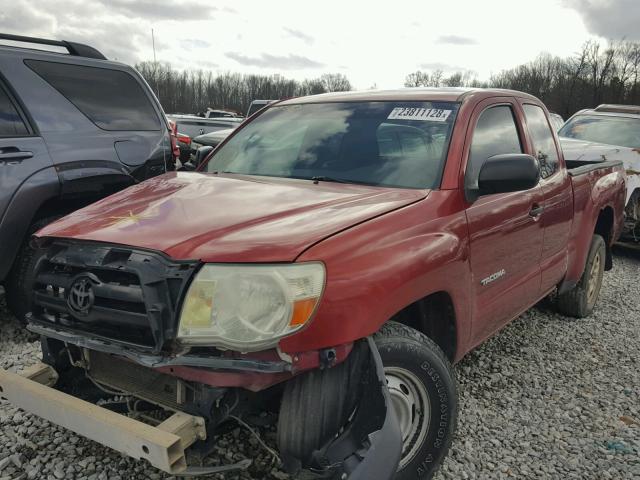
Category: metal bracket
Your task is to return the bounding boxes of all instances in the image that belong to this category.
[20,363,59,387]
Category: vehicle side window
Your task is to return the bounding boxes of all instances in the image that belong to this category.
[25,60,160,131]
[465,105,522,189]
[523,104,559,179]
[0,87,28,137]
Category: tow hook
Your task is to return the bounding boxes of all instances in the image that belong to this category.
[319,348,337,369]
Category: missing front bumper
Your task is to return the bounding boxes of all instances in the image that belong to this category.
[0,337,400,479]
[0,363,206,474]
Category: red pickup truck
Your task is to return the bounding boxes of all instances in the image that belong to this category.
[0,88,626,480]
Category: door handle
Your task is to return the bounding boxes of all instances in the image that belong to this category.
[0,151,33,161]
[529,205,545,217]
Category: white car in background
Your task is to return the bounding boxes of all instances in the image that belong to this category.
[559,104,640,242]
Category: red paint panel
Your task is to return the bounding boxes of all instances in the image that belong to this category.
[37,173,425,262]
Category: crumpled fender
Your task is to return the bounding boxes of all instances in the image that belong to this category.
[298,337,402,480]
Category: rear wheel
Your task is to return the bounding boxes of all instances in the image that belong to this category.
[556,234,606,318]
[375,322,458,480]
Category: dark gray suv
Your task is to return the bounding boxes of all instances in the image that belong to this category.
[0,33,174,320]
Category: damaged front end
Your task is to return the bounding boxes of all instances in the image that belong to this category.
[1,240,401,479]
[0,336,400,478]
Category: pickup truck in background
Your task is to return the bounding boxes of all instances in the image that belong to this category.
[166,113,242,139]
[246,99,277,116]
[203,108,243,119]
[188,100,279,164]
[0,88,626,480]
[559,104,640,243]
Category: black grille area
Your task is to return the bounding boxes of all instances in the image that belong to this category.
[31,240,198,352]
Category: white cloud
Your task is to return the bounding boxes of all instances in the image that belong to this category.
[0,0,608,88]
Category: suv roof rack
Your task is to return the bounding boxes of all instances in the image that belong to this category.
[0,33,107,60]
[594,104,640,115]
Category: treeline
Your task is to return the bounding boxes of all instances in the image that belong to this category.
[138,39,640,118]
[136,61,351,114]
[404,39,640,117]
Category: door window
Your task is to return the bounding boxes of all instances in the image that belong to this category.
[523,104,559,178]
[466,105,522,189]
[0,87,28,137]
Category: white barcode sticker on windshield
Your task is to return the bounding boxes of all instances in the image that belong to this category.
[387,107,452,122]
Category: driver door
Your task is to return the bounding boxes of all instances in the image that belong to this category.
[464,99,544,345]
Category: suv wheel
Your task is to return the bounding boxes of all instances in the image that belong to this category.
[556,234,606,318]
[5,216,59,323]
[374,322,458,480]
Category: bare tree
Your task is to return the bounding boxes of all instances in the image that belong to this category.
[404,71,429,87]
[135,63,353,114]
[484,39,640,117]
[320,73,352,92]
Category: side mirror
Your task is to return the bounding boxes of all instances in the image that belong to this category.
[477,154,539,197]
[194,146,214,167]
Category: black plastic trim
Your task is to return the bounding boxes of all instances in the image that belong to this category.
[567,160,623,177]
[29,322,292,373]
[303,337,402,479]
[30,239,198,353]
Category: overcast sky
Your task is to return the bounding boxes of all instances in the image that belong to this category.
[1,0,639,89]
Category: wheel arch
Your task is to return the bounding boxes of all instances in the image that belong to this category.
[594,205,614,270]
[387,290,458,362]
[0,171,134,281]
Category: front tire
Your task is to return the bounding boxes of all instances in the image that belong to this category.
[556,234,606,318]
[374,322,458,480]
[5,216,59,323]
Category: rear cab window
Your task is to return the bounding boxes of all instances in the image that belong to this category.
[523,104,559,179]
[465,105,523,190]
[24,60,160,131]
[205,101,460,189]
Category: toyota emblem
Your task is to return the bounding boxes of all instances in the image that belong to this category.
[67,276,95,316]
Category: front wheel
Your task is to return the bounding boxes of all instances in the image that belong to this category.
[556,234,606,318]
[374,322,458,480]
[5,216,60,323]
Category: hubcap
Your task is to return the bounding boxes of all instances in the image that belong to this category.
[384,367,431,469]
[587,250,602,307]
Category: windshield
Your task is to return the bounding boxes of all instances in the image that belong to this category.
[559,114,640,148]
[205,101,460,189]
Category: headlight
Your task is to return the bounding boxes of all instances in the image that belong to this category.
[178,263,325,351]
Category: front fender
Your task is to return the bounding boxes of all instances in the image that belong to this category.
[296,338,402,480]
[282,190,472,358]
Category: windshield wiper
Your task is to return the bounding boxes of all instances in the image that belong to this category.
[310,176,372,185]
[310,175,349,183]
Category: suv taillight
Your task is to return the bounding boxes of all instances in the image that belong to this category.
[177,133,191,146]
[167,119,180,160]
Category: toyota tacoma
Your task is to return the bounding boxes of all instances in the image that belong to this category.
[0,88,626,479]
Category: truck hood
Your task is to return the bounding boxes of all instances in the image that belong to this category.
[38,172,428,262]
[560,137,640,205]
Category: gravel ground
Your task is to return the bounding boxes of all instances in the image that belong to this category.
[1,248,639,480]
